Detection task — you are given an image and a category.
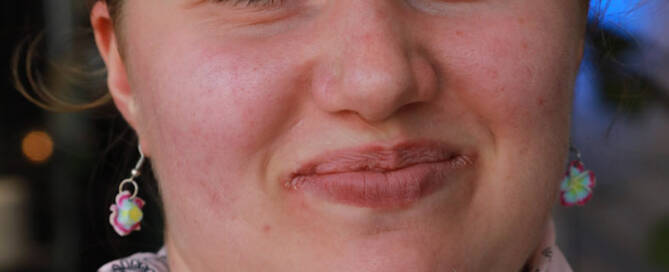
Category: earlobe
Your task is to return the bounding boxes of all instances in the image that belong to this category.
[91,2,150,156]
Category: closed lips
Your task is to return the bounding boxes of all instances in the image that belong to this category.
[282,140,474,208]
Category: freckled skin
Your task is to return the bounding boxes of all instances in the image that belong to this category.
[92,0,588,271]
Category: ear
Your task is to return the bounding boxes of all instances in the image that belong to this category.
[91,2,151,156]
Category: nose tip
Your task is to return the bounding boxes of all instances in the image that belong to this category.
[338,56,435,122]
[310,3,438,124]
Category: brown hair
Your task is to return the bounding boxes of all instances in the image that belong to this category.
[12,0,123,112]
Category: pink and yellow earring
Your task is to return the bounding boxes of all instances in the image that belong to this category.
[109,144,146,236]
[560,146,596,207]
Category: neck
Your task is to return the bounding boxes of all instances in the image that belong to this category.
[165,235,194,272]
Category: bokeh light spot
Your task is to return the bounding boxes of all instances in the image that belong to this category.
[21,130,54,163]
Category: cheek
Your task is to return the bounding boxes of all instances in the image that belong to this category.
[429,11,578,150]
[472,29,573,129]
[419,6,581,264]
[125,29,312,218]
[147,48,293,152]
[460,14,578,178]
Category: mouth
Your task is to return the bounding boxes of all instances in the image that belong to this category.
[281,140,474,209]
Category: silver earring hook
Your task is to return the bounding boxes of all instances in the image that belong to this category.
[569,144,582,161]
[130,144,145,179]
[119,144,145,199]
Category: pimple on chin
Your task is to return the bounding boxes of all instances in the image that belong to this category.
[263,224,272,233]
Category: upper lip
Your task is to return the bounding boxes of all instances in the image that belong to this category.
[285,140,465,181]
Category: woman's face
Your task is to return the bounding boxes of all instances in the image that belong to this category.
[94,0,587,270]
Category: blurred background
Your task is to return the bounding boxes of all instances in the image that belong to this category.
[1,0,667,271]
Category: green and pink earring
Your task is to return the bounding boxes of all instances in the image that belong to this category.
[560,146,596,207]
[109,145,146,236]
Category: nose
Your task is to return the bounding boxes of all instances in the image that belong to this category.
[310,2,438,124]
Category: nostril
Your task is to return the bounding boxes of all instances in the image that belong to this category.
[393,100,428,117]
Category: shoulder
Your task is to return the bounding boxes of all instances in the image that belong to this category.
[98,247,169,272]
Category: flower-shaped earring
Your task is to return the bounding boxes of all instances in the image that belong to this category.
[560,146,596,206]
[109,145,146,236]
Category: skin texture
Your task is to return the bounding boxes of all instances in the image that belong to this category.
[91,0,588,271]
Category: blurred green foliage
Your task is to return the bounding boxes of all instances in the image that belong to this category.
[649,216,669,270]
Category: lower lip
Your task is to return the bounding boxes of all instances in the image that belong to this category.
[287,159,468,209]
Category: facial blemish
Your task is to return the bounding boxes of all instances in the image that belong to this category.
[488,69,499,80]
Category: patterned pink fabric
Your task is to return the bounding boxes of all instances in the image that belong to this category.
[98,220,572,272]
[523,220,573,272]
[98,247,168,272]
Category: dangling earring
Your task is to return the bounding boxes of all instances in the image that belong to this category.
[109,144,147,236]
[560,145,596,207]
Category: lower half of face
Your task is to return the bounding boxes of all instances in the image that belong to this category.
[119,0,586,271]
